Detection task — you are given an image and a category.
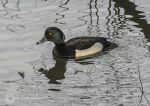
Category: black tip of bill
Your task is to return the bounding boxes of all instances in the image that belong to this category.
[36,36,47,45]
[36,42,40,44]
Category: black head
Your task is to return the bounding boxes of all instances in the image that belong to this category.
[36,27,65,45]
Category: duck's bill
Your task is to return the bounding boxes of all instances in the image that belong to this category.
[36,36,47,44]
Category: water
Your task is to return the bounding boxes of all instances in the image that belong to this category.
[0,0,150,106]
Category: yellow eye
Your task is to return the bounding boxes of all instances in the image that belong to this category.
[49,32,52,35]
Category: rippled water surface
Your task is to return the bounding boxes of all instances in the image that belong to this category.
[0,0,150,106]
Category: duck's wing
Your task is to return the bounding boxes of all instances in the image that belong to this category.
[66,37,109,50]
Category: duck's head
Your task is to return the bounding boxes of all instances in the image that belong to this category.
[36,27,65,45]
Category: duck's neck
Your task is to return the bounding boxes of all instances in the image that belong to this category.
[53,42,75,58]
[55,42,66,48]
[53,42,68,57]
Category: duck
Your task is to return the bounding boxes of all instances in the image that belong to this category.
[36,27,117,59]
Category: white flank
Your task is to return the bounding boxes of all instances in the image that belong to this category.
[75,43,103,59]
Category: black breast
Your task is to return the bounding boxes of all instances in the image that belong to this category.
[66,37,110,50]
[52,44,75,59]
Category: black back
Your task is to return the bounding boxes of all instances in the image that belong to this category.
[66,37,110,50]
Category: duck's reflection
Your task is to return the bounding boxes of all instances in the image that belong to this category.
[38,57,96,84]
[38,57,67,84]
